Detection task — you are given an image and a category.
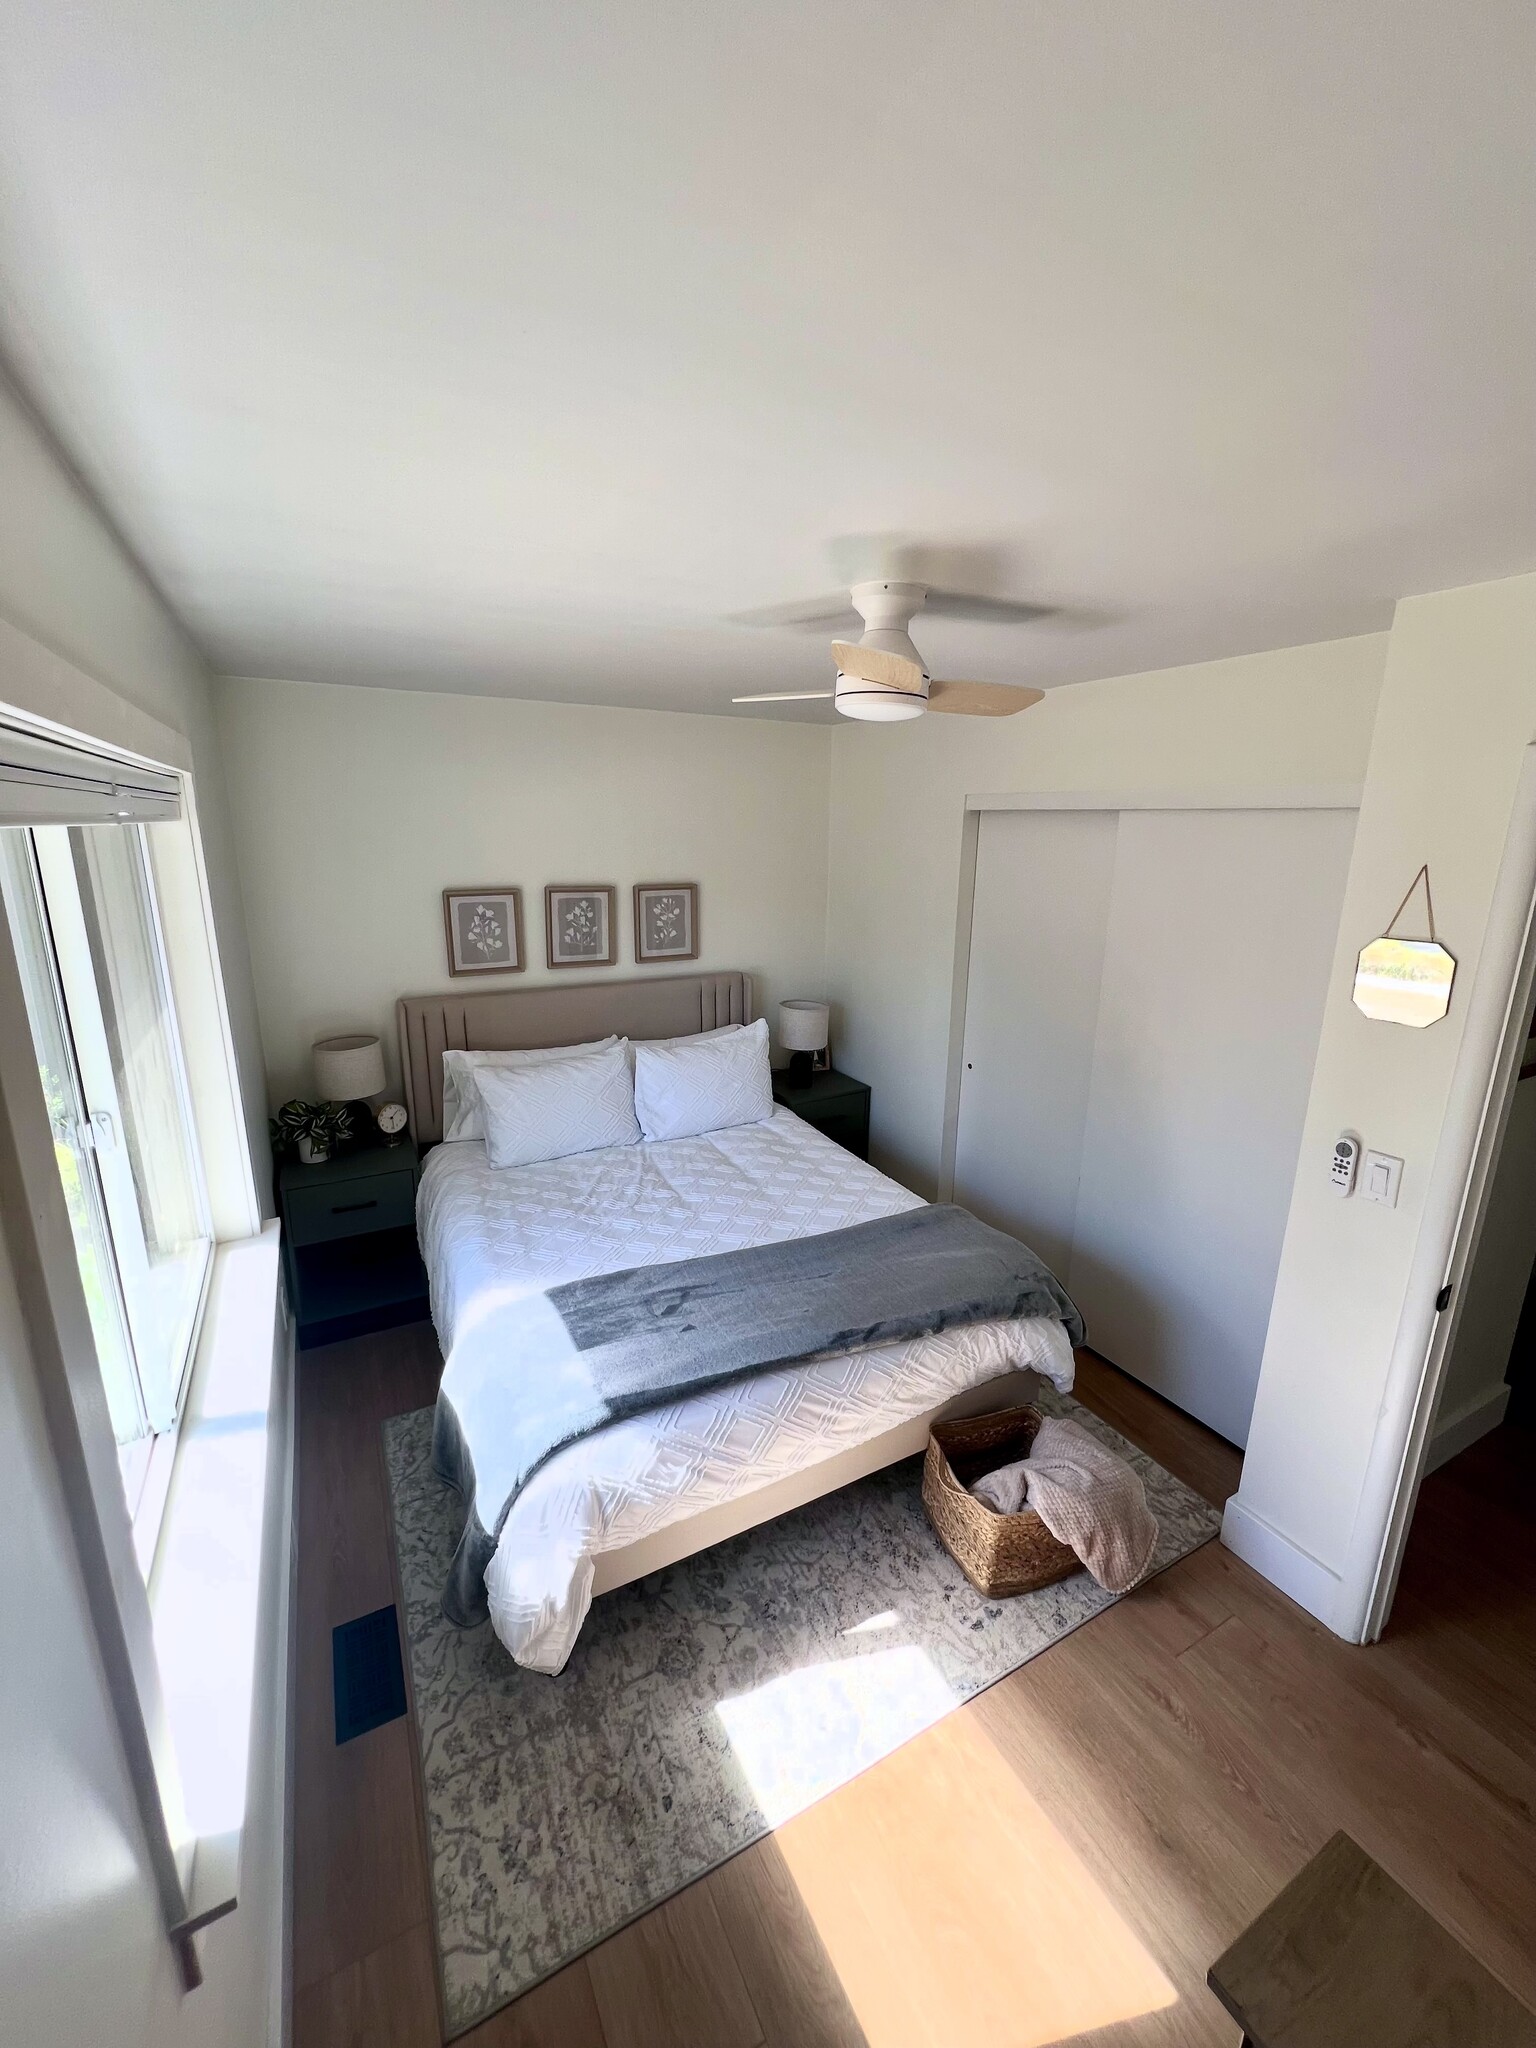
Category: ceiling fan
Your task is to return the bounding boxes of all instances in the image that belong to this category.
[732,579,1046,722]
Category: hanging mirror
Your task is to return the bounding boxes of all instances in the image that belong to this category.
[1352,865,1455,1028]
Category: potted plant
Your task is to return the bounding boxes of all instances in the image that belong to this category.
[270,1098,353,1166]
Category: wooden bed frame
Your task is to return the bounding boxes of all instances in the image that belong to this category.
[395,969,1050,1596]
[589,1369,1039,1594]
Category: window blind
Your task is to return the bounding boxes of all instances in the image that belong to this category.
[0,722,181,826]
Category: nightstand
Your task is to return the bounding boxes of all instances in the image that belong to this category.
[771,1068,872,1161]
[278,1137,429,1349]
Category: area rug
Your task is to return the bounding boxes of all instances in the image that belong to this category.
[382,1384,1222,2036]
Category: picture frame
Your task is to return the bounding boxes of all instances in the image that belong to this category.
[633,882,700,964]
[442,887,525,977]
[544,884,618,969]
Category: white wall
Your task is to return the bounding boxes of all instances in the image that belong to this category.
[825,633,1389,1194]
[0,1232,181,2044]
[0,374,268,1185]
[0,1229,289,2048]
[216,676,833,1104]
[1232,572,1536,1619]
[0,371,282,2048]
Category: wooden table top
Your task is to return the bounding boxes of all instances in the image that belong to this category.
[1207,1832,1536,2047]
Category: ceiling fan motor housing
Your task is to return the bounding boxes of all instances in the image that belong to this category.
[835,580,931,721]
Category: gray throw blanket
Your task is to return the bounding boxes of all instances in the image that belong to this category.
[433,1202,1085,1626]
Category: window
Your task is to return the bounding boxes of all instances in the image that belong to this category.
[0,822,212,1525]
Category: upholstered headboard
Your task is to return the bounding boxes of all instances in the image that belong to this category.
[395,970,755,1145]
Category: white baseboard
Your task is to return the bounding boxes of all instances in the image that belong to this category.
[1220,1494,1344,1630]
[1425,1381,1511,1475]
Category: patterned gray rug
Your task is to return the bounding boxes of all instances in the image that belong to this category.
[382,1385,1222,2037]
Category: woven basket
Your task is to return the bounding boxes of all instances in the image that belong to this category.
[922,1405,1080,1598]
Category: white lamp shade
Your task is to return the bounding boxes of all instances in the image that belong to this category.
[313,1033,386,1101]
[778,999,830,1052]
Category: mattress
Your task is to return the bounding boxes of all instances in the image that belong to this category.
[418,1107,1076,1672]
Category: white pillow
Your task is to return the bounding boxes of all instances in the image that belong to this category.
[625,1021,745,1070]
[473,1044,640,1170]
[441,1036,619,1142]
[633,1016,773,1143]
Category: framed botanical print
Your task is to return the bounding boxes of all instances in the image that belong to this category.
[443,887,525,976]
[544,884,618,969]
[633,882,699,964]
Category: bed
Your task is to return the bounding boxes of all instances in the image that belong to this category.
[398,972,1078,1673]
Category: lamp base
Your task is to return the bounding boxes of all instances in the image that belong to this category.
[787,1050,817,1084]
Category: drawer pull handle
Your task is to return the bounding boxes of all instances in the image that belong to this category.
[332,1198,378,1215]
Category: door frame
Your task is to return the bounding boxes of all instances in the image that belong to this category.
[937,785,1365,1200]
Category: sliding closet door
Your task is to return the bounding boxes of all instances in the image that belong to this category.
[1068,807,1356,1445]
[951,809,1119,1280]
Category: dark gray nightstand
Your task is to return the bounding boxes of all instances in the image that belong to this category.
[771,1068,871,1160]
[278,1137,429,1349]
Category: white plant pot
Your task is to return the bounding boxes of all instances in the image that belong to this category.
[296,1134,331,1166]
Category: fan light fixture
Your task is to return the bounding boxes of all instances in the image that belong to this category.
[733,579,1044,724]
[835,685,926,723]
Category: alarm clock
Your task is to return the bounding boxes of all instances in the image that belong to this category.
[375,1101,408,1146]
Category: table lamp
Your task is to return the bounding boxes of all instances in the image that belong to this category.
[313,1032,386,1107]
[778,999,829,1083]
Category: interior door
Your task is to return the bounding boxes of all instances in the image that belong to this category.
[1067,807,1356,1445]
[951,808,1119,1281]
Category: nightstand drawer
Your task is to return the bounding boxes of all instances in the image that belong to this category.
[284,1168,416,1247]
[771,1069,872,1162]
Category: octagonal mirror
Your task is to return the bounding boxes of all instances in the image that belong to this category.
[1352,937,1456,1028]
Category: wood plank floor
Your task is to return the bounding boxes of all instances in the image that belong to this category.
[290,1327,1536,2047]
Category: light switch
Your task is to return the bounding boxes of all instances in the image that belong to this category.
[1360,1150,1403,1207]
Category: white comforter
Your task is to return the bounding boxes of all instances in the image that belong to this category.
[418,1107,1075,1672]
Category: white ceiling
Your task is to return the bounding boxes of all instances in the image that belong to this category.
[1,2,1534,718]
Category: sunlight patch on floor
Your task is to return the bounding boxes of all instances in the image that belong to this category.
[746,1701,1179,2047]
[842,1609,902,1636]
[717,1645,956,1827]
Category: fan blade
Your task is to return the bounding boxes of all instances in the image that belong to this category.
[730,594,862,631]
[733,587,1063,632]
[926,679,1044,717]
[832,642,927,694]
[731,691,835,702]
[921,590,1058,625]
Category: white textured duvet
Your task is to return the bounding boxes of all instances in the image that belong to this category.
[418,1108,1075,1672]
